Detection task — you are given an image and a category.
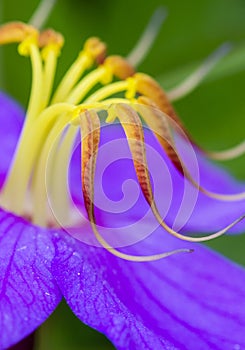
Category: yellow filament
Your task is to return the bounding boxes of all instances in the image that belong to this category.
[85,80,130,103]
[31,102,101,225]
[52,52,93,103]
[18,39,43,123]
[41,46,59,109]
[66,65,113,104]
[1,103,74,214]
[49,72,129,217]
[32,113,75,225]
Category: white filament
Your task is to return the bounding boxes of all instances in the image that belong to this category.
[127,7,167,67]
[168,43,232,101]
[29,0,57,29]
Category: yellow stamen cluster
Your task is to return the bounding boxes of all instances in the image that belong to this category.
[0,21,244,262]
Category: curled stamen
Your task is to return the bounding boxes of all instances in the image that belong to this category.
[109,103,245,242]
[80,109,192,261]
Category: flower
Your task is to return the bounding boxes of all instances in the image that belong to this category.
[0,11,245,350]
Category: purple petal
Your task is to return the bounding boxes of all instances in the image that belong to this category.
[52,227,245,350]
[0,92,24,187]
[69,123,245,233]
[0,208,62,349]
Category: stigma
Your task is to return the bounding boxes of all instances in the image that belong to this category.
[0,21,244,262]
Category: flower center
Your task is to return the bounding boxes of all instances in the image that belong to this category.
[0,21,244,262]
[0,23,138,227]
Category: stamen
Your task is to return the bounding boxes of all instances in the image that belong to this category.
[31,107,77,225]
[66,66,112,104]
[136,99,245,202]
[0,22,37,45]
[52,37,107,103]
[85,80,130,103]
[127,7,167,67]
[49,56,135,218]
[104,56,135,80]
[1,14,243,259]
[110,103,245,241]
[39,29,64,108]
[164,44,245,163]
[28,0,57,29]
[0,103,74,215]
[80,109,192,261]
[167,43,232,101]
[18,35,44,123]
[136,96,185,175]
[66,55,134,104]
[133,72,185,127]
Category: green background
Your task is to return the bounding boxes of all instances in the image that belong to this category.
[1,0,245,349]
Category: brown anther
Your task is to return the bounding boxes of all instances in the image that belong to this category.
[137,95,159,109]
[84,37,107,64]
[134,73,181,124]
[0,22,37,45]
[104,55,135,80]
[137,96,185,176]
[38,29,64,48]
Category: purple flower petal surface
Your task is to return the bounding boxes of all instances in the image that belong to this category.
[0,209,62,349]
[0,92,24,187]
[52,225,245,350]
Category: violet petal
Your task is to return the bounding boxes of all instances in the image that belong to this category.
[52,227,245,350]
[0,209,62,349]
[0,92,24,187]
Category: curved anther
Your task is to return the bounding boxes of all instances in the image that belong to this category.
[104,55,135,80]
[80,108,192,261]
[110,103,245,241]
[135,98,245,202]
[38,28,64,55]
[84,37,107,65]
[0,22,38,45]
[133,72,188,130]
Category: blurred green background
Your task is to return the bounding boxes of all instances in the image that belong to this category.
[1,0,245,349]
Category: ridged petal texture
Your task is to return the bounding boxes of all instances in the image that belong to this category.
[0,92,24,187]
[52,227,245,350]
[0,209,62,349]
